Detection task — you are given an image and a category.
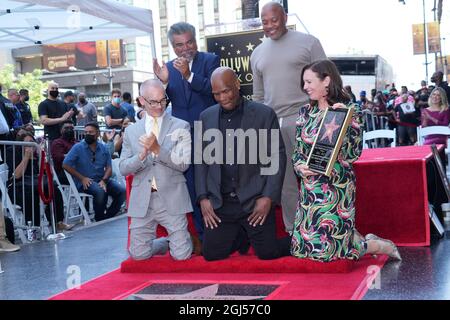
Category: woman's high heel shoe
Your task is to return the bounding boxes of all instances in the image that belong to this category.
[365,233,402,261]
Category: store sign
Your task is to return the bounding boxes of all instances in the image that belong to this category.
[43,40,123,72]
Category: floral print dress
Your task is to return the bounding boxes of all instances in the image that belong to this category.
[291,103,367,262]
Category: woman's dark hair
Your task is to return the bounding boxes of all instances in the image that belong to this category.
[300,59,351,106]
[16,131,35,142]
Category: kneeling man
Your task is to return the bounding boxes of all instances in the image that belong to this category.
[195,67,291,261]
[119,79,193,260]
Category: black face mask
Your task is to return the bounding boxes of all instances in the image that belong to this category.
[49,90,59,98]
[84,134,97,145]
[63,129,75,140]
[79,98,86,104]
[24,96,30,102]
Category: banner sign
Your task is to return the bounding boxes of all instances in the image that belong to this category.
[43,40,123,72]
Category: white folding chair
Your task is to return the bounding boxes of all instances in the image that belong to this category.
[417,126,450,181]
[416,126,450,146]
[63,169,94,225]
[363,129,397,149]
[0,164,27,243]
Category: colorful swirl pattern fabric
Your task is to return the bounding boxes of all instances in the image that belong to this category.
[291,104,367,262]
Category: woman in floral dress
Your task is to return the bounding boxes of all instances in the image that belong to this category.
[291,59,401,262]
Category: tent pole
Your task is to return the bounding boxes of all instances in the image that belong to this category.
[106,39,113,92]
[150,32,157,66]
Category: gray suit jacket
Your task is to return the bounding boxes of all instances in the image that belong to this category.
[119,113,193,218]
[195,99,286,213]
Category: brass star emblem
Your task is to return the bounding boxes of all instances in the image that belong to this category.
[320,115,340,144]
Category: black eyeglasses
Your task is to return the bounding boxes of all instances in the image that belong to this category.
[141,96,169,108]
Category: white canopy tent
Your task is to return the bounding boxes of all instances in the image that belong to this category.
[0,0,156,57]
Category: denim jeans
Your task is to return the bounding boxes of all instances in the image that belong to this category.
[81,179,126,221]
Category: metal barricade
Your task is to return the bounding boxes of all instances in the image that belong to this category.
[0,140,49,243]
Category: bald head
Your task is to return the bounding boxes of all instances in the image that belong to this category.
[47,81,59,100]
[138,79,167,118]
[48,81,58,91]
[140,79,165,96]
[262,1,285,13]
[211,67,238,84]
[211,67,241,111]
[261,1,288,40]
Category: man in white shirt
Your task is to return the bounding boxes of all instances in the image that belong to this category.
[119,79,193,260]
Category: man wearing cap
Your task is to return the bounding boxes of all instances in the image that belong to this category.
[18,89,33,125]
[63,91,79,125]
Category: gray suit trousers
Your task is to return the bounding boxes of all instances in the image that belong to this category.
[279,113,299,233]
[129,192,193,260]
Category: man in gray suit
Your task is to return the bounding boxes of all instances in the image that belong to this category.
[119,79,193,261]
[195,67,291,261]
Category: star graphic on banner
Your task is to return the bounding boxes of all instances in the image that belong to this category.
[215,42,218,46]
[131,284,265,300]
[246,42,255,51]
[230,44,234,47]
[236,50,241,54]
[221,46,226,51]
[320,115,340,144]
[228,52,231,56]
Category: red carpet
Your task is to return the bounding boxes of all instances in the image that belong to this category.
[125,175,357,274]
[121,253,355,274]
[49,255,388,300]
[354,145,437,246]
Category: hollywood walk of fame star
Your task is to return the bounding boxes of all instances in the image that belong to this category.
[246,42,255,51]
[320,115,340,144]
[131,284,265,300]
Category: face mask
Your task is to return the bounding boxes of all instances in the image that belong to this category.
[63,129,75,140]
[79,98,86,104]
[84,134,97,145]
[49,90,59,98]
[374,99,379,104]
[24,96,30,102]
[113,97,121,104]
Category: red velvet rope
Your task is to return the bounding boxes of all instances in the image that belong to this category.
[38,149,54,205]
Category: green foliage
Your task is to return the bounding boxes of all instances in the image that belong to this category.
[0,64,48,122]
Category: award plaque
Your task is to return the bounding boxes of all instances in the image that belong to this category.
[306,106,355,177]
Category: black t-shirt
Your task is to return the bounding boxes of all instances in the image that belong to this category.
[38,99,69,140]
[103,103,128,129]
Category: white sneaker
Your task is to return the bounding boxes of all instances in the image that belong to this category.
[0,239,20,252]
